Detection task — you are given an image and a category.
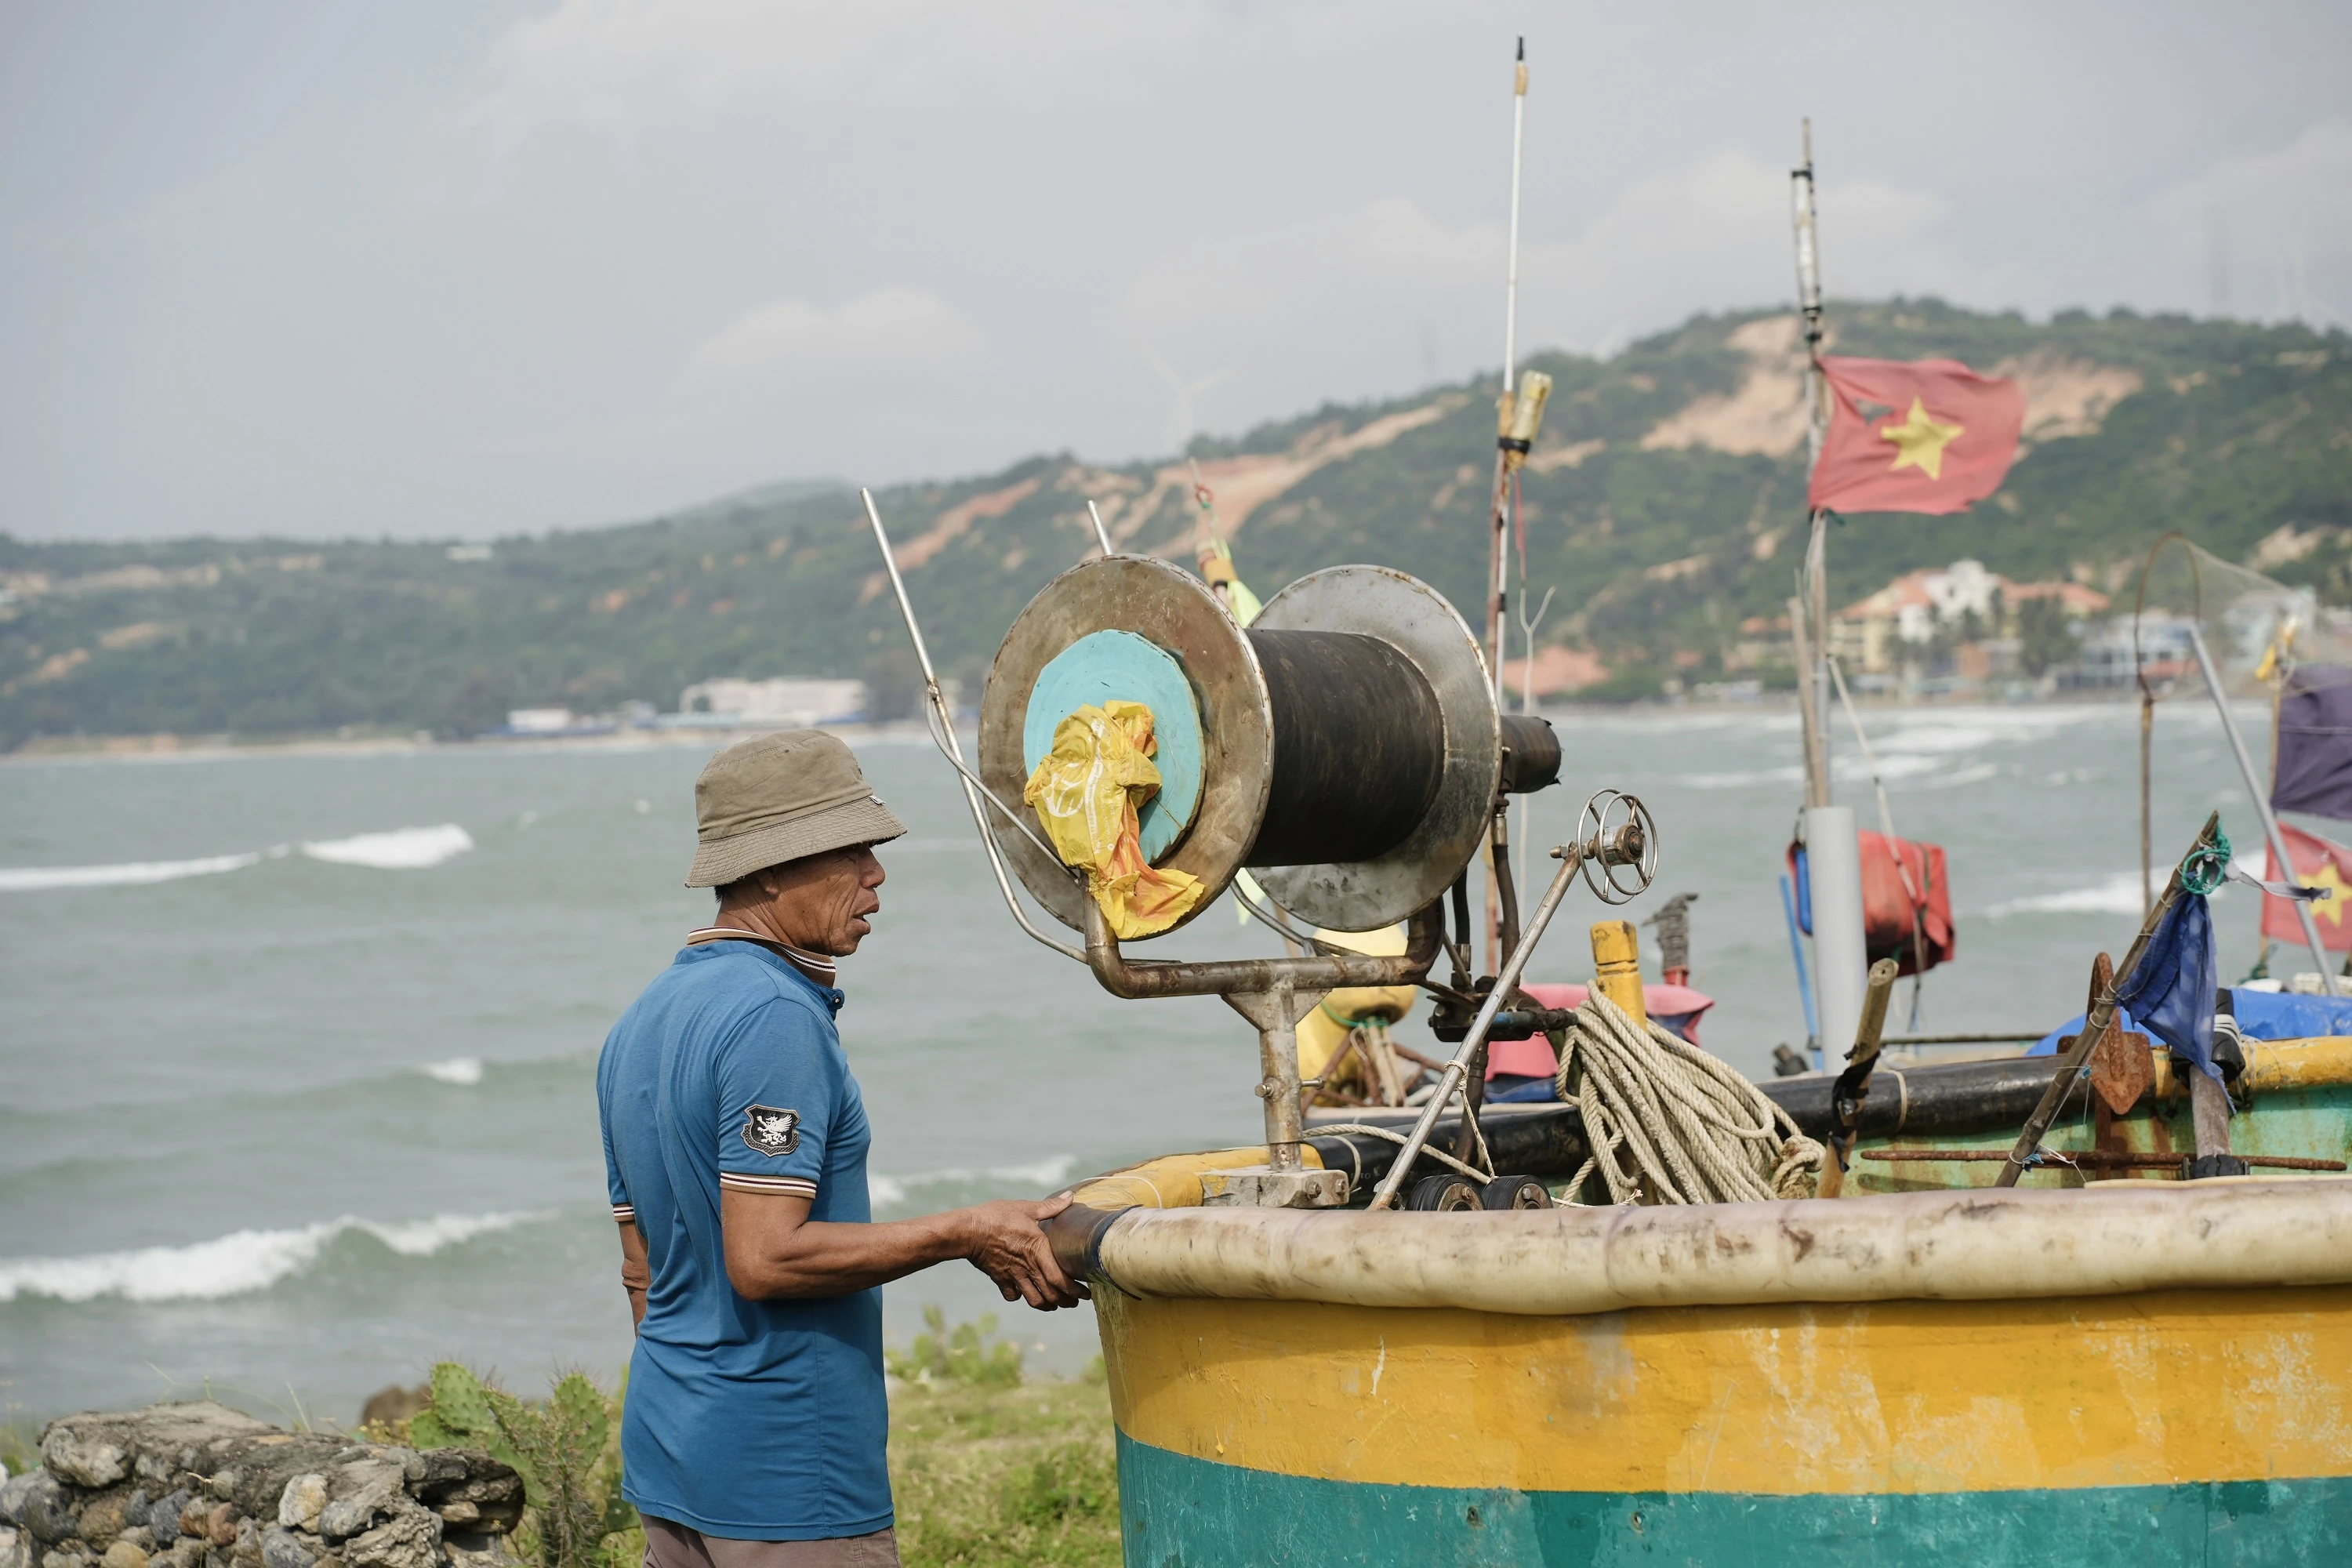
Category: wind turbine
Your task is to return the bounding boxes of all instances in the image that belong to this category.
[1146,349,1231,454]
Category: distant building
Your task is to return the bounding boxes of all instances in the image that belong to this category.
[2071,612,2197,688]
[1832,560,2109,675]
[506,707,578,733]
[674,677,869,727]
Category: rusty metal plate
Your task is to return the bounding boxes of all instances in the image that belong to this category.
[2089,1019,2154,1117]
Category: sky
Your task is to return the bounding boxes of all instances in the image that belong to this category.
[2,2,2348,543]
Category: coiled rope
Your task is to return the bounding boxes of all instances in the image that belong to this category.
[1555,991,1824,1204]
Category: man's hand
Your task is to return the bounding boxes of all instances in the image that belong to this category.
[959,1193,1085,1310]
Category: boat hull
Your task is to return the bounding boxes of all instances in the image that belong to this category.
[1100,1287,2352,1564]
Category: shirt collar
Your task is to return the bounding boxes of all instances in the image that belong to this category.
[685,926,840,990]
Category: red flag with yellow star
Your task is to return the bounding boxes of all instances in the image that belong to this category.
[1806,356,2025,514]
[2263,822,2352,953]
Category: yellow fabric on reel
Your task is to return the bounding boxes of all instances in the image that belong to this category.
[1022,701,1206,939]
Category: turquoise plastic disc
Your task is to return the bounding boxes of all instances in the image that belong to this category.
[1022,630,1203,862]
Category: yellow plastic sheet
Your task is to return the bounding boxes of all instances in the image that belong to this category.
[1294,925,1417,1083]
[1022,701,1205,938]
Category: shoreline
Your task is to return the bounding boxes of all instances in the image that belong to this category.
[1,688,2218,767]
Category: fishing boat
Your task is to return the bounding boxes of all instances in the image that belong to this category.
[850,485,2352,1562]
[839,39,2352,1554]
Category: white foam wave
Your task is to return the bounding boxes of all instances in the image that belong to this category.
[1984,857,2266,919]
[0,1211,539,1304]
[421,1057,485,1086]
[301,825,474,869]
[1682,765,1806,791]
[1983,874,2144,918]
[867,1154,1077,1210]
[0,852,260,891]
[1915,761,2003,790]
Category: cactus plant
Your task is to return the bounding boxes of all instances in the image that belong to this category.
[408,1363,636,1568]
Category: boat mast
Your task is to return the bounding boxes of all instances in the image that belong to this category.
[1791,119,1832,808]
[1788,121,1870,1064]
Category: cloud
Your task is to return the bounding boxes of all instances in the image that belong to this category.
[453,0,1393,158]
[1115,148,1959,408]
[2146,117,2352,324]
[687,287,981,376]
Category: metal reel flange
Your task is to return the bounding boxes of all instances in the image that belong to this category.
[977,554,1273,938]
[1249,565,1501,933]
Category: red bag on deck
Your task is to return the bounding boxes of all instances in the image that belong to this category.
[1789,832,1955,978]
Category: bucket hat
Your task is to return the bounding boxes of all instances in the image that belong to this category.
[685,730,906,887]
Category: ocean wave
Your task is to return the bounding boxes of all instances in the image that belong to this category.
[1913,761,2003,790]
[1682,765,1806,791]
[1980,859,2263,919]
[301,825,474,869]
[421,1057,485,1086]
[868,1154,1077,1210]
[0,1211,541,1304]
[0,851,263,891]
[1981,873,2144,918]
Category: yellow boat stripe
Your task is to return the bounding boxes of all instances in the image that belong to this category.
[1096,1286,2352,1496]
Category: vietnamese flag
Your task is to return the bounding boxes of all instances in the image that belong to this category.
[1807,356,2026,514]
[2262,822,2352,953]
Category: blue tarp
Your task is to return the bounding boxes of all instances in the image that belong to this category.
[2029,985,2352,1061]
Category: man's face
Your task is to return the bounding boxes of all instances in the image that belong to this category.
[761,844,887,956]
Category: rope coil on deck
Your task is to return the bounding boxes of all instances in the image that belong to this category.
[1557,991,1824,1204]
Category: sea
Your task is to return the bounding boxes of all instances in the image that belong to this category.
[0,699,2310,1431]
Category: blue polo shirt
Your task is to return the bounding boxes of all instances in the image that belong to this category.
[597,940,887,1541]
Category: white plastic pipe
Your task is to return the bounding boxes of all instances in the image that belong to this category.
[1806,805,1869,1063]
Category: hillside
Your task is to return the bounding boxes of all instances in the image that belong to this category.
[2,300,2347,747]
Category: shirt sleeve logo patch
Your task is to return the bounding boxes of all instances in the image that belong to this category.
[741,1105,802,1156]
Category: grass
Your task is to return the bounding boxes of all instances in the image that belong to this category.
[887,1367,1120,1568]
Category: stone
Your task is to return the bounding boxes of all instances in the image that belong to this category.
[0,1525,24,1568]
[230,1523,260,1568]
[143,1497,187,1544]
[270,1484,321,1538]
[257,1530,311,1568]
[40,1432,127,1492]
[425,1506,472,1530]
[314,1462,405,1546]
[0,1475,40,1529]
[204,1510,236,1552]
[17,1478,75,1548]
[115,1536,151,1558]
[42,1551,93,1568]
[176,1506,209,1542]
[76,1494,129,1548]
[100,1543,147,1568]
[339,1508,437,1568]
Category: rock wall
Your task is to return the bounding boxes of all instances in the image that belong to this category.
[0,1404,522,1568]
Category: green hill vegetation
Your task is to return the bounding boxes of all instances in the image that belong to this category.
[2,299,2347,749]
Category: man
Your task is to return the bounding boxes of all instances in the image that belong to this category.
[598,730,1082,1568]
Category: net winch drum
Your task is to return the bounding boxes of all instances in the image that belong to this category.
[978,557,1557,936]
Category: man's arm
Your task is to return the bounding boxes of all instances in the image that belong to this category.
[720,1189,1083,1309]
[618,1219,650,1327]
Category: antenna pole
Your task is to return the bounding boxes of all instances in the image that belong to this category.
[1481,38,1530,971]
[1791,119,1832,810]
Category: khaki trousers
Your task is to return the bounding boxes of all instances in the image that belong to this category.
[641,1515,898,1568]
